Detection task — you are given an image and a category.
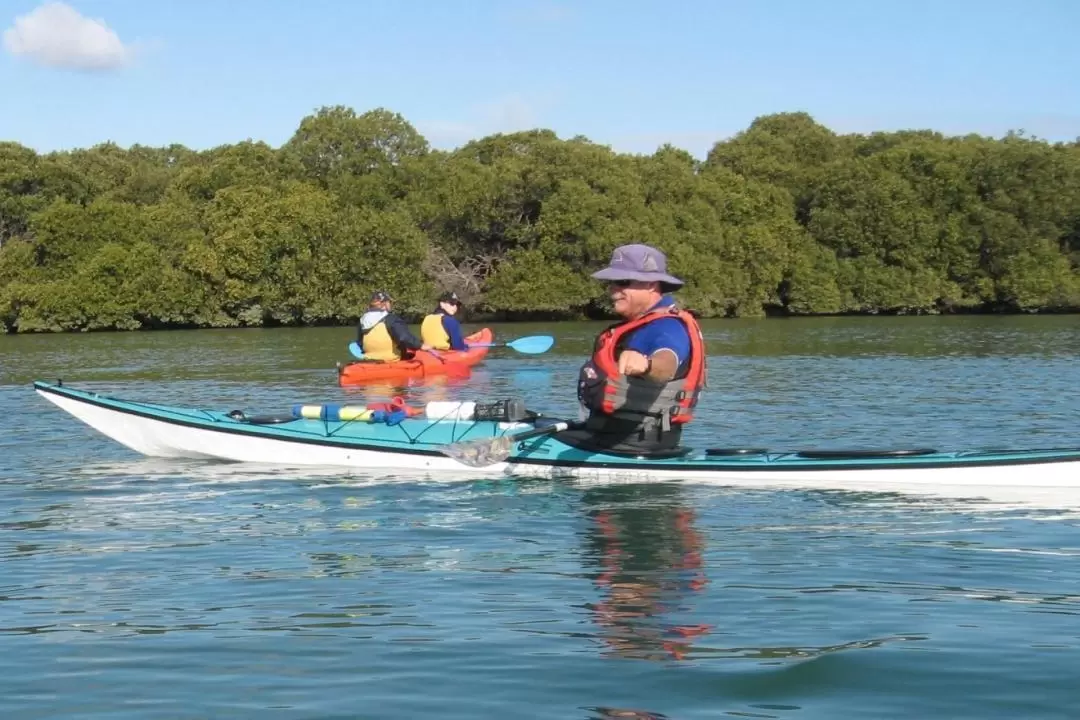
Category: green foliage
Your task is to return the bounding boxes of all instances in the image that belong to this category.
[281,106,429,208]
[1,108,1078,332]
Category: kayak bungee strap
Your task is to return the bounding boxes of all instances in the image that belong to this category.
[309,407,499,446]
[397,414,507,445]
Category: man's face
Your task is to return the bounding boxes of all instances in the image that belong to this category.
[607,279,657,318]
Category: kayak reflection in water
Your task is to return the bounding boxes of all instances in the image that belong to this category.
[341,371,473,404]
[584,707,670,719]
[580,484,711,662]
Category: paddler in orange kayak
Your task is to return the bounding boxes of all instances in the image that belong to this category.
[356,290,433,362]
[420,291,468,351]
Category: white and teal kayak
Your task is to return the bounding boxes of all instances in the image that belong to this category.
[32,380,1080,488]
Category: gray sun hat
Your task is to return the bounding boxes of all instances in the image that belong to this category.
[590,244,684,289]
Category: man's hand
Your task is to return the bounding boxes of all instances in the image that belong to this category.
[617,350,650,376]
[617,348,679,381]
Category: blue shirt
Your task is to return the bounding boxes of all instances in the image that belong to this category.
[622,296,692,374]
[440,313,467,351]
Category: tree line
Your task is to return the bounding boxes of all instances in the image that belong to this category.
[1,107,1078,332]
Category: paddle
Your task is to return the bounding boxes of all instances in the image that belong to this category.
[350,335,553,359]
[439,419,582,468]
[467,335,554,354]
[348,341,445,362]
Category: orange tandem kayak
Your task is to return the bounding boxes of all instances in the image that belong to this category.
[337,328,494,386]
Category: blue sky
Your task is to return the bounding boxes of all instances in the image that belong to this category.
[2,0,1078,158]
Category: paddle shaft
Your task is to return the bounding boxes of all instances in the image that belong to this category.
[505,420,574,443]
[351,333,551,358]
[348,341,443,361]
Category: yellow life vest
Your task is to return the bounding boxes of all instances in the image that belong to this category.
[421,313,451,350]
[361,315,400,361]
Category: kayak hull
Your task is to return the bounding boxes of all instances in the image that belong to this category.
[338,328,493,385]
[32,381,1080,489]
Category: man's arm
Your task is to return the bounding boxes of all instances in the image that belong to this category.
[617,318,691,382]
[443,316,467,351]
[386,315,426,351]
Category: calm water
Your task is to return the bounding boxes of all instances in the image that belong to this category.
[3,316,1080,718]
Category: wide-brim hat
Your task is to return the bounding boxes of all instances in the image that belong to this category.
[590,244,684,289]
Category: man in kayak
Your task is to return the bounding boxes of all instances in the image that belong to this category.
[357,290,433,362]
[560,243,707,456]
[420,291,468,351]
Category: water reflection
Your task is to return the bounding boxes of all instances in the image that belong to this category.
[580,484,711,662]
[337,371,475,404]
[583,708,670,720]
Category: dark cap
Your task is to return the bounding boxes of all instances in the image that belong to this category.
[370,290,393,303]
[437,291,462,305]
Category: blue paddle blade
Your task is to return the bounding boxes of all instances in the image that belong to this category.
[347,341,365,359]
[505,335,554,354]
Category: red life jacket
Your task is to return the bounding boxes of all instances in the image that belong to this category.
[577,304,707,430]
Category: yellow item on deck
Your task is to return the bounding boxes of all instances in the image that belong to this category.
[292,405,374,422]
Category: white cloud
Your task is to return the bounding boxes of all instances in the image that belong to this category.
[476,95,537,132]
[420,94,542,149]
[3,1,132,71]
